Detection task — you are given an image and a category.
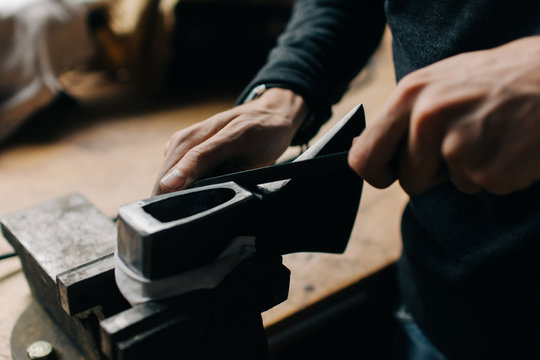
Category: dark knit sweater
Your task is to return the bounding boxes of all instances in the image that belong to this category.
[238,1,540,358]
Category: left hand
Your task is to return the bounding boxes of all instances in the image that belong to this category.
[348,36,540,196]
[151,88,307,196]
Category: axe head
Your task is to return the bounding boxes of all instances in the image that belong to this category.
[117,105,366,280]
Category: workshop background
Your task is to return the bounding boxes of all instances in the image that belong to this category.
[0,0,406,359]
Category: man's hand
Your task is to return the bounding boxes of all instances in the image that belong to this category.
[152,88,307,196]
[348,36,540,196]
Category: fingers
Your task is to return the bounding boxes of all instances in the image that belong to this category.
[152,88,308,196]
[348,72,425,189]
[397,82,480,195]
[351,42,540,196]
[154,136,233,195]
[152,112,237,196]
[395,84,445,194]
[348,122,402,189]
[349,71,486,196]
[159,132,245,193]
[440,120,484,194]
[441,122,538,195]
[153,111,298,196]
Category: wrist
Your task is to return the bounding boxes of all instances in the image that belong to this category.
[248,87,309,134]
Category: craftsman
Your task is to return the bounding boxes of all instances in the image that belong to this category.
[152,1,540,359]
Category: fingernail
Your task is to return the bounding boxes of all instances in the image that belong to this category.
[160,168,185,190]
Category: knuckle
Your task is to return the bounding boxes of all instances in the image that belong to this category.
[167,132,181,147]
[484,183,513,195]
[363,168,397,189]
[398,178,418,195]
[349,155,386,187]
[348,143,375,177]
[396,70,431,99]
[453,181,482,194]
[168,129,190,148]
[234,120,258,135]
[398,70,428,91]
[348,155,368,180]
[239,119,266,134]
[167,124,212,152]
[410,104,436,139]
[348,141,397,189]
[441,131,467,162]
[184,147,207,166]
[398,174,431,196]
[468,167,510,194]
[471,167,502,191]
[359,172,391,189]
[410,89,447,134]
[225,120,270,147]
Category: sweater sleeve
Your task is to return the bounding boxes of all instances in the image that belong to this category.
[237,0,386,145]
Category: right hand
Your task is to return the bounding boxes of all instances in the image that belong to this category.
[348,36,540,196]
[152,88,308,196]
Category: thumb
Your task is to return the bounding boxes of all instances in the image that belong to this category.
[158,136,243,193]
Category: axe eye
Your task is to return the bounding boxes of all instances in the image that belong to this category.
[143,187,237,223]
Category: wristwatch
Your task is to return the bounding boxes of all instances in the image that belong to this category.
[243,84,269,103]
[242,83,317,146]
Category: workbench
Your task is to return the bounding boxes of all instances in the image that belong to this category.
[0,30,406,359]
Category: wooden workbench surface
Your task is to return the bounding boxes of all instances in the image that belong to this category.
[0,30,406,359]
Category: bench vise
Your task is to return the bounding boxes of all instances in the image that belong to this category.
[1,105,365,359]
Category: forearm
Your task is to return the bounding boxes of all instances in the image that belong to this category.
[153,0,387,195]
[238,0,387,144]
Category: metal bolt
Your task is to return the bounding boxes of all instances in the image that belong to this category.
[26,340,55,359]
